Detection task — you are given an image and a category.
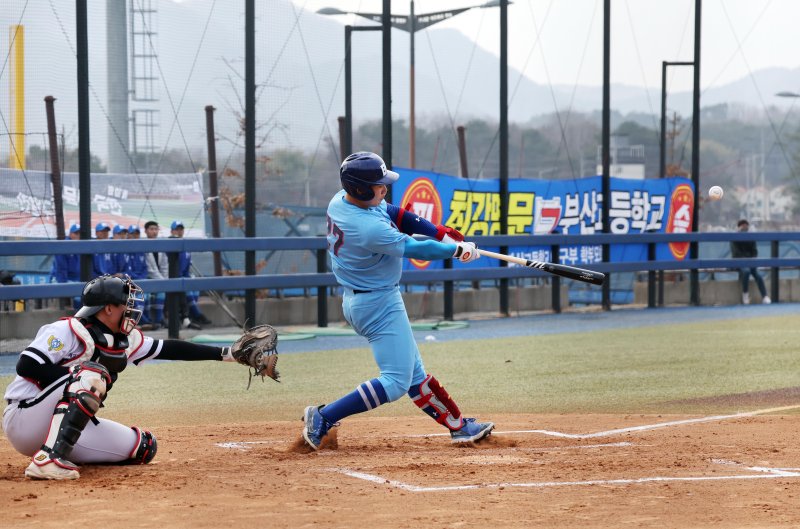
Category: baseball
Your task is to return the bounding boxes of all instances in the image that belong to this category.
[708,185,724,201]
[424,335,436,342]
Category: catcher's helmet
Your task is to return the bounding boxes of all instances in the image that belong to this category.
[75,274,144,334]
[339,152,399,201]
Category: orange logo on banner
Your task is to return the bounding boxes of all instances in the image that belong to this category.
[399,178,443,269]
[666,183,694,260]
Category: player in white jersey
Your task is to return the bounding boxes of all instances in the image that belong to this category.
[3,274,250,480]
[301,152,494,450]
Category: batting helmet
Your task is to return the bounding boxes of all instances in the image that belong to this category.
[339,152,399,201]
[75,274,144,334]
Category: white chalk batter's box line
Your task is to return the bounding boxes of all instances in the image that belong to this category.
[331,460,800,492]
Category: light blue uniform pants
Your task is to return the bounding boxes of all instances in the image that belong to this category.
[342,286,426,401]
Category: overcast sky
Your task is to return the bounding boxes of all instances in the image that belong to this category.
[291,0,800,97]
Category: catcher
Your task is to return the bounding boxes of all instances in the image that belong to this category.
[2,274,278,481]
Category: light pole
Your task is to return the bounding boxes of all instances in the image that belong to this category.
[654,60,693,309]
[319,1,503,168]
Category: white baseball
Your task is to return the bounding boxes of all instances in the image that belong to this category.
[708,185,724,201]
[424,335,436,342]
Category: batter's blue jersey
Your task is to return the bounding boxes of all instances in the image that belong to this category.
[326,190,408,291]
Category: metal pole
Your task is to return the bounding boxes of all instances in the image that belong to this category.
[167,252,180,338]
[690,0,702,305]
[205,105,223,278]
[45,96,65,241]
[345,25,353,157]
[244,0,256,323]
[498,0,509,316]
[653,62,667,308]
[601,0,611,310]
[76,0,92,281]
[771,240,779,303]
[382,0,393,203]
[337,116,347,162]
[660,62,667,181]
[409,0,416,168]
[457,125,469,178]
[316,249,328,327]
[106,0,130,174]
[551,245,561,313]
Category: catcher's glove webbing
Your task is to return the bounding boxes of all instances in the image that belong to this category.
[227,324,279,388]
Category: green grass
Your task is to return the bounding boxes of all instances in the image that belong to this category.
[2,314,798,426]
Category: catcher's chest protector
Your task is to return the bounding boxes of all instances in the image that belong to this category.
[64,318,144,375]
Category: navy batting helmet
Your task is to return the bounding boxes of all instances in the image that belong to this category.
[339,152,399,201]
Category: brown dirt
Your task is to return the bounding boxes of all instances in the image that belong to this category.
[665,386,800,409]
[2,413,800,529]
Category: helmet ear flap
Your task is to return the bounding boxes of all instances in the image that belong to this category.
[342,180,375,201]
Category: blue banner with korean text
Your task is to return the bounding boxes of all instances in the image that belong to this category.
[393,169,695,271]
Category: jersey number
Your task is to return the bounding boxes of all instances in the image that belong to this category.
[327,215,344,256]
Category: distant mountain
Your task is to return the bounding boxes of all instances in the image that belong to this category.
[3,0,800,164]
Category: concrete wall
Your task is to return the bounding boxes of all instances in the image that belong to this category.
[0,284,568,339]
[633,278,800,305]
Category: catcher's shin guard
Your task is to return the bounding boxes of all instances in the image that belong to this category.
[120,427,157,465]
[27,361,110,479]
[408,374,464,431]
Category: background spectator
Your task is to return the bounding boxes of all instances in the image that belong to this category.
[144,220,167,328]
[126,224,154,329]
[51,223,82,310]
[93,222,114,277]
[111,224,130,276]
[730,218,770,305]
[170,220,212,329]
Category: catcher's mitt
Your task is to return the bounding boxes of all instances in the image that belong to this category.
[229,324,279,387]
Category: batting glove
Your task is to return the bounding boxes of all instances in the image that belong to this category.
[453,241,479,263]
[435,225,465,244]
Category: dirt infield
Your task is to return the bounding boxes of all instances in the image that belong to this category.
[2,412,800,528]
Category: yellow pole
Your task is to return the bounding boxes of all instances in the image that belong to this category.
[9,25,25,170]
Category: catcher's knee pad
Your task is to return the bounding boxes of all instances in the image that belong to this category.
[122,427,157,465]
[45,362,110,459]
[408,374,464,431]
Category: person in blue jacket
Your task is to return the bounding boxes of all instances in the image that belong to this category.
[51,223,82,310]
[111,225,131,276]
[169,220,212,329]
[92,222,114,277]
[125,224,153,328]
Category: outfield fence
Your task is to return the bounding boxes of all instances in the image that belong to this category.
[2,232,800,325]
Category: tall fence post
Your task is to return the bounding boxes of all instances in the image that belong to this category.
[167,252,180,339]
[443,258,454,321]
[550,244,561,313]
[771,240,779,303]
[316,248,328,327]
[647,241,656,308]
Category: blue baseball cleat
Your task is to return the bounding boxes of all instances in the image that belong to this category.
[302,405,337,450]
[450,417,495,444]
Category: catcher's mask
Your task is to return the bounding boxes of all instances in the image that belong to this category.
[339,151,399,201]
[75,274,145,335]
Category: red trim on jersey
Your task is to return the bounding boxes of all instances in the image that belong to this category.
[127,329,145,358]
[67,318,89,358]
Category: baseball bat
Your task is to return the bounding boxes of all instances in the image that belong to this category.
[477,249,606,286]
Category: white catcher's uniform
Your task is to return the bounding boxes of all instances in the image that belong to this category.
[3,317,164,462]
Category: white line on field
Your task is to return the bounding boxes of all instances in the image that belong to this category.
[214,403,800,450]
[332,462,800,492]
[402,404,800,440]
